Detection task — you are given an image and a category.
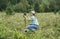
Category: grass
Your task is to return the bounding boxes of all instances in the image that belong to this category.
[0,12,60,39]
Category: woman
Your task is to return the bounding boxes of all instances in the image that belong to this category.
[24,11,39,32]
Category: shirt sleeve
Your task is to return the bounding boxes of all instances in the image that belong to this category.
[27,16,35,21]
[31,16,35,21]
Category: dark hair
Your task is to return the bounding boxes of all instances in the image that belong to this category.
[32,14,35,16]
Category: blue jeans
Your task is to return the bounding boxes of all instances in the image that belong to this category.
[27,24,38,30]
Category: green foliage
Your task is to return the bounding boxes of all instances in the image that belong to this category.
[0,12,60,39]
[0,0,60,13]
[0,0,8,11]
[34,2,40,12]
[6,6,13,15]
[39,4,45,12]
[58,10,60,14]
[6,2,15,15]
[10,0,21,5]
[13,0,30,13]
[14,3,27,13]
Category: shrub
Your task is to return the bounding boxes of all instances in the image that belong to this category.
[6,6,14,15]
[34,2,40,13]
[14,3,28,13]
[58,10,60,14]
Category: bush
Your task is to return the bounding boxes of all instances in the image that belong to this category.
[34,2,40,13]
[58,10,60,14]
[14,3,28,13]
[39,4,45,12]
[6,6,14,15]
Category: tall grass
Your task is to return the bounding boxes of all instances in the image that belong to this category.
[0,12,60,39]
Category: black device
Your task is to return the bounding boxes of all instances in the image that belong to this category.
[24,13,26,16]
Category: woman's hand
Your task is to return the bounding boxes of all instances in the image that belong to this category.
[23,14,26,18]
[23,14,31,20]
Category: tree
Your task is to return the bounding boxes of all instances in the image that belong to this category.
[0,0,8,11]
[14,3,26,12]
[9,0,21,5]
[34,2,40,12]
[6,2,14,15]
